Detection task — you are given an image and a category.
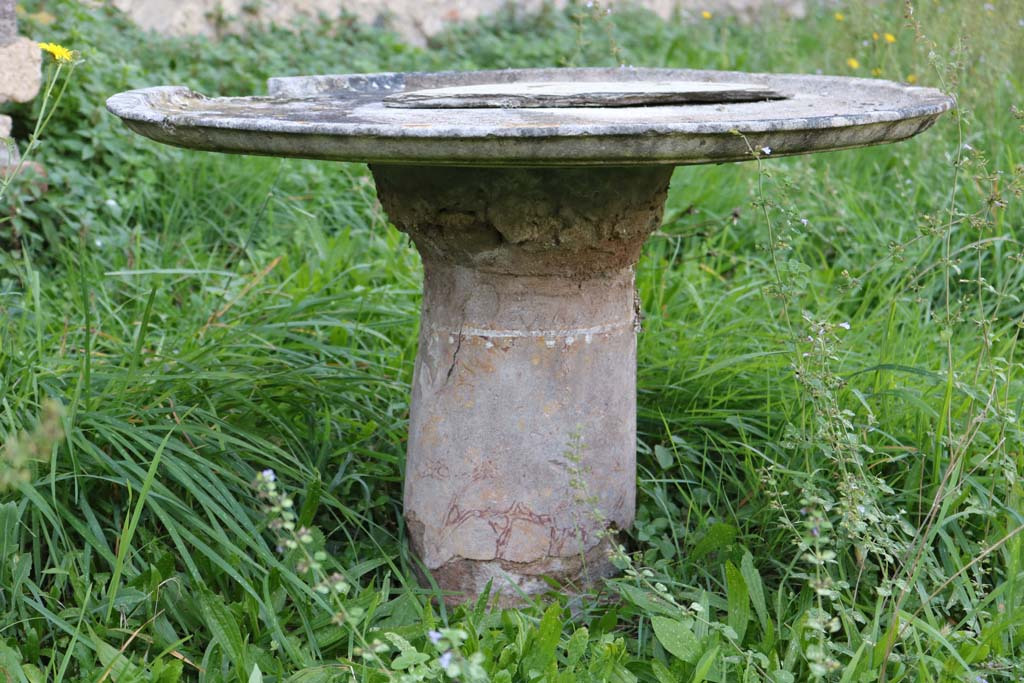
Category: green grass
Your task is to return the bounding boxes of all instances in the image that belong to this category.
[1,0,1022,681]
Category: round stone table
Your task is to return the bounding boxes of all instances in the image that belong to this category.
[107,67,953,605]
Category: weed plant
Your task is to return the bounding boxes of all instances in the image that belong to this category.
[0,1,1022,681]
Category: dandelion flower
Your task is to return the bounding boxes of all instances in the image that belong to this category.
[39,42,72,63]
[872,31,880,41]
[906,74,918,84]
[884,32,896,43]
[834,12,845,21]
[702,10,712,19]
[871,67,882,76]
[846,57,861,69]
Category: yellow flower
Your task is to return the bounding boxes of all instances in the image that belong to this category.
[834,12,845,21]
[872,31,880,41]
[906,73,918,84]
[871,67,882,76]
[39,42,72,62]
[702,10,712,19]
[884,32,896,43]
[846,57,860,69]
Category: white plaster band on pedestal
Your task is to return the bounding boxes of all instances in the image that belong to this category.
[432,321,633,339]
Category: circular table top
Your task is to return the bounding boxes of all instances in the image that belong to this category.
[106,67,954,167]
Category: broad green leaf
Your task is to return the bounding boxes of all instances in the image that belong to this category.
[692,523,737,561]
[650,660,676,683]
[154,658,185,683]
[385,632,429,669]
[725,560,751,643]
[565,626,589,668]
[391,651,430,669]
[197,588,248,680]
[651,616,701,664]
[524,603,563,673]
[0,502,20,562]
[248,663,264,683]
[692,644,720,683]
[654,444,674,469]
[298,475,321,527]
[384,632,416,655]
[740,551,769,633]
[614,582,680,617]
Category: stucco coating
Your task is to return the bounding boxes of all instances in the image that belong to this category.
[374,164,672,602]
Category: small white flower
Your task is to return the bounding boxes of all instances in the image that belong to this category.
[261,468,277,482]
[760,146,772,155]
[838,321,851,330]
[800,218,809,226]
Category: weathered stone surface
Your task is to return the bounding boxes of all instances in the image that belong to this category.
[107,67,954,167]
[106,0,807,45]
[0,114,18,166]
[373,164,673,603]
[384,80,785,108]
[0,0,17,45]
[0,37,42,104]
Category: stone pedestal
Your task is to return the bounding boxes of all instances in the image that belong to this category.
[371,164,673,603]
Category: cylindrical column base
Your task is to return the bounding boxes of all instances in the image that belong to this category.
[371,165,673,604]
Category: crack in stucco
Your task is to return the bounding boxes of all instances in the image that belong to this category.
[444,324,464,385]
